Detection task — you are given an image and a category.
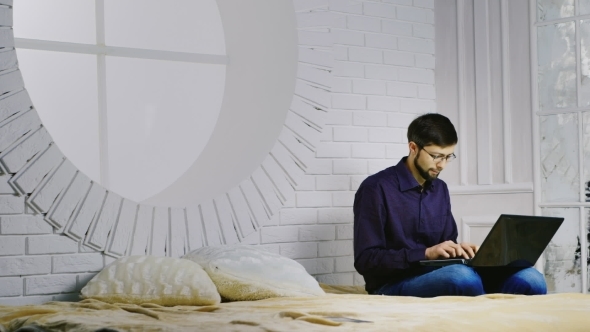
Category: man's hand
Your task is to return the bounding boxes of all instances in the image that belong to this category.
[459,242,479,259]
[425,241,479,260]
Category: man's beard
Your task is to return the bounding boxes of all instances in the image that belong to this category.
[414,151,440,182]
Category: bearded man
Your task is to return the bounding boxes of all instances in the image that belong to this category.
[353,113,546,297]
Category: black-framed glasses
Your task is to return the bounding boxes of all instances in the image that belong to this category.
[420,147,456,163]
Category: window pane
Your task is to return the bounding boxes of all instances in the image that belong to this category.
[580,0,590,15]
[540,114,580,202]
[105,57,225,202]
[13,0,96,44]
[104,0,225,55]
[543,208,582,293]
[580,20,590,107]
[584,112,590,201]
[587,209,590,294]
[537,0,574,22]
[537,22,577,111]
[16,49,100,182]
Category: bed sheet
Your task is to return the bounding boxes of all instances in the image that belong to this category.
[1,288,589,331]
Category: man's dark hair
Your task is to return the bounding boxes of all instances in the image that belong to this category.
[407,113,458,148]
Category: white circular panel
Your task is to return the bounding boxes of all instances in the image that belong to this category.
[5,0,328,257]
[106,57,225,202]
[104,0,226,55]
[142,0,298,206]
[13,0,96,44]
[14,1,227,202]
[16,49,101,181]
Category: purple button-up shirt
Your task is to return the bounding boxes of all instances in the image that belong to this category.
[353,157,458,293]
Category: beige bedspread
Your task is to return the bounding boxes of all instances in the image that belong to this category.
[1,287,589,331]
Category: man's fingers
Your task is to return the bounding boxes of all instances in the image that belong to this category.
[458,243,477,258]
[453,243,465,257]
[443,244,457,258]
[455,244,469,259]
[467,245,476,258]
[437,247,451,258]
[430,242,475,259]
[463,245,475,258]
[455,246,467,259]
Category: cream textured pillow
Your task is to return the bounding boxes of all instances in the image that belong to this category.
[80,255,221,306]
[183,245,325,301]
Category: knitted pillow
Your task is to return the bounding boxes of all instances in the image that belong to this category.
[183,245,325,301]
[80,255,221,306]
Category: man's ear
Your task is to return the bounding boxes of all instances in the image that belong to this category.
[408,141,418,156]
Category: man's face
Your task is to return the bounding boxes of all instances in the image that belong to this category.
[413,144,456,183]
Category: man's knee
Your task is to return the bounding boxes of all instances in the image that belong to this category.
[438,265,484,296]
[503,268,547,295]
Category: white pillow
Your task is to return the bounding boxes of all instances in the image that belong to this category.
[183,245,325,301]
[80,255,221,306]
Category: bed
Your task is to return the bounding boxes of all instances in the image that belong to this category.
[3,247,590,332]
[1,285,590,332]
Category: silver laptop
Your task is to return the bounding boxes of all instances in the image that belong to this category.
[420,214,563,267]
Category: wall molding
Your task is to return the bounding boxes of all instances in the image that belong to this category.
[473,0,493,185]
[456,0,469,186]
[536,107,590,115]
[460,215,497,243]
[448,182,533,195]
[539,202,590,207]
[500,0,513,184]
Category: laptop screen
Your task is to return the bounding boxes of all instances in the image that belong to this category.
[471,214,564,267]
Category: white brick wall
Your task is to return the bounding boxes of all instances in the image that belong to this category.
[0,195,25,214]
[280,208,318,225]
[332,191,355,206]
[27,235,78,255]
[299,225,336,241]
[297,0,434,286]
[319,240,353,257]
[316,273,353,285]
[0,277,23,296]
[335,256,356,272]
[76,273,98,291]
[52,254,104,274]
[0,0,435,303]
[0,215,52,234]
[333,127,368,142]
[297,257,334,274]
[25,274,77,295]
[261,226,299,244]
[336,224,354,240]
[316,175,350,191]
[318,208,354,224]
[0,256,51,276]
[0,236,25,255]
[280,242,318,259]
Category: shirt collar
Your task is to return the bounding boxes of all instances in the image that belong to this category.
[395,156,436,192]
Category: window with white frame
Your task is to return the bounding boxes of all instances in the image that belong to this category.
[535,0,590,294]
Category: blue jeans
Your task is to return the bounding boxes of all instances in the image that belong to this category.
[374,265,547,297]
